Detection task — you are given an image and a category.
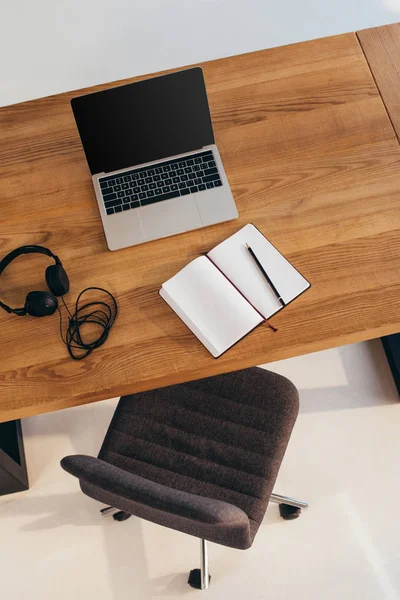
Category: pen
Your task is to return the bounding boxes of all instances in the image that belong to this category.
[245,243,285,308]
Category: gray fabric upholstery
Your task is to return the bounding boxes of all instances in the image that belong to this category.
[61,454,250,548]
[61,367,299,549]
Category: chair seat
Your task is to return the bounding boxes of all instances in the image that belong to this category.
[62,367,298,549]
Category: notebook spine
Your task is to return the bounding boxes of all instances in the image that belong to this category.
[204,254,277,332]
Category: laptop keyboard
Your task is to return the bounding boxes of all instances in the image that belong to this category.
[99,150,223,215]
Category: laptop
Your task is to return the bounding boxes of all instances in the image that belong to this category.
[71,67,238,251]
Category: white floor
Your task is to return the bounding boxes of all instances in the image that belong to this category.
[1,340,399,600]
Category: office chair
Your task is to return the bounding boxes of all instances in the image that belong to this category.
[61,367,307,590]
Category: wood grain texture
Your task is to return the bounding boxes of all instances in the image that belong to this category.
[1,32,400,422]
[357,23,400,142]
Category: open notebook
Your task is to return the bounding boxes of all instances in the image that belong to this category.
[160,224,310,357]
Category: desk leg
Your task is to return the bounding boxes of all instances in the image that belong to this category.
[381,334,400,398]
[0,420,29,495]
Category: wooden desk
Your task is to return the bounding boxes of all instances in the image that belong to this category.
[1,29,400,428]
[357,23,400,395]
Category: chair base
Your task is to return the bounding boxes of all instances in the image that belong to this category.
[99,491,308,590]
[269,492,308,521]
[279,504,302,520]
[100,506,131,521]
[188,569,211,590]
[189,539,210,590]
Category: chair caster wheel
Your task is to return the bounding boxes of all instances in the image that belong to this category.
[279,503,301,520]
[188,568,211,589]
[112,511,131,522]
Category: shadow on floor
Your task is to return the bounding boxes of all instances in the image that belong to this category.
[1,488,192,598]
[263,340,399,414]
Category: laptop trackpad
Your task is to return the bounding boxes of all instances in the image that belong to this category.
[139,196,202,241]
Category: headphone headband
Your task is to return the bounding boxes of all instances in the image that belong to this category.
[0,245,62,315]
[0,245,60,276]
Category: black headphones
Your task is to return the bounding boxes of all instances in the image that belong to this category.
[0,245,70,317]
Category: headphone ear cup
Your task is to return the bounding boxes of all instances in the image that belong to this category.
[25,291,58,317]
[45,264,70,297]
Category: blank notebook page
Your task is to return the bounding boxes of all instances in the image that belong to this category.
[208,224,310,319]
[160,256,263,357]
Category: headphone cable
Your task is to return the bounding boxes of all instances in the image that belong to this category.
[57,287,118,360]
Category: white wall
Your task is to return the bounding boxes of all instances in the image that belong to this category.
[1,0,400,107]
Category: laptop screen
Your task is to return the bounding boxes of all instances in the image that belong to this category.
[71,67,215,175]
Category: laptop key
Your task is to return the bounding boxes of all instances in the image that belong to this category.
[147,190,155,197]
[204,167,218,176]
[181,174,188,181]
[177,169,184,175]
[206,182,214,189]
[198,184,206,191]
[115,177,124,184]
[132,194,139,201]
[172,177,180,183]
[130,201,140,208]
[186,159,194,166]
[114,185,121,192]
[141,190,180,206]
[170,184,178,191]
[145,176,152,183]
[207,161,216,169]
[165,178,172,186]
[194,157,202,164]
[184,167,192,173]
[178,161,186,168]
[117,191,125,198]
[105,198,123,208]
[161,173,169,180]
[190,186,198,193]
[155,167,162,174]
[100,181,110,189]
[122,204,130,211]
[157,181,164,188]
[170,170,177,178]
[129,181,136,188]
[139,192,146,199]
[114,205,123,213]
[180,188,190,196]
[163,165,171,172]
[131,173,139,180]
[214,179,222,187]
[155,188,162,195]
[103,192,117,202]
[124,175,131,182]
[149,182,156,189]
[141,184,149,191]
[188,173,196,180]
[106,208,114,215]
[178,182,186,189]
[193,165,200,172]
[203,173,220,183]
[133,186,140,194]
[154,174,161,181]
[194,178,202,186]
[138,179,145,186]
[162,186,170,193]
[148,169,155,176]
[125,189,131,196]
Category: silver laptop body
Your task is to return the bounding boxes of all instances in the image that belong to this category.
[93,144,237,251]
[72,68,238,251]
